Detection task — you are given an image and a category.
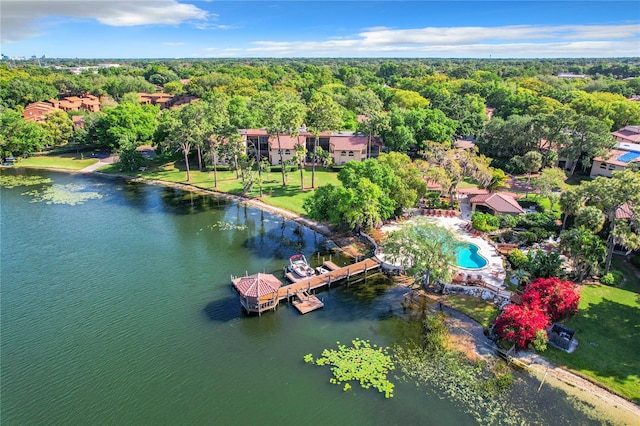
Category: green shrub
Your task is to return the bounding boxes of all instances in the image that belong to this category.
[270,165,296,172]
[530,227,553,242]
[600,270,624,286]
[531,329,548,352]
[500,230,515,243]
[499,215,518,229]
[518,231,538,244]
[517,212,557,231]
[207,164,232,172]
[472,212,499,232]
[508,249,529,270]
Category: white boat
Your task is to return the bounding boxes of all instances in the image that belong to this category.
[315,266,331,275]
[288,254,315,278]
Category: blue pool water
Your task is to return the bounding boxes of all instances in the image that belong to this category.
[456,243,488,269]
[616,151,640,163]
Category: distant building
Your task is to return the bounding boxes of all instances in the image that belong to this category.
[137,93,199,110]
[22,101,57,122]
[329,133,374,165]
[240,128,382,166]
[590,126,640,177]
[557,73,587,79]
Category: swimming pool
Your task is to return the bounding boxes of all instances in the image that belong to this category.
[456,243,488,269]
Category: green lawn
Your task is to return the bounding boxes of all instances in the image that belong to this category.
[17,153,99,170]
[544,282,640,403]
[101,161,341,215]
[442,295,499,327]
[610,256,640,293]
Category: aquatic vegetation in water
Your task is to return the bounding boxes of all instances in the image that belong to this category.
[0,174,51,188]
[304,338,395,398]
[22,184,102,205]
[199,221,248,232]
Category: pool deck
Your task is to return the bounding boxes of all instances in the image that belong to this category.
[377,211,507,290]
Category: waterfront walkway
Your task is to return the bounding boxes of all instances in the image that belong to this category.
[278,257,381,301]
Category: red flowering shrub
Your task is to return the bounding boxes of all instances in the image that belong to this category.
[522,277,580,322]
[494,303,550,349]
[494,277,580,349]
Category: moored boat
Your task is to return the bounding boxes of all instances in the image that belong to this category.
[288,254,315,278]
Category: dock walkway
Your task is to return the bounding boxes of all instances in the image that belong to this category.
[279,257,381,302]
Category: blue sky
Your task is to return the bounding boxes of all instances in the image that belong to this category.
[2,1,639,58]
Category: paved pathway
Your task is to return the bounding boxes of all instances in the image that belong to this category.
[80,153,118,173]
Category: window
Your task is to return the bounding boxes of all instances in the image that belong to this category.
[599,163,607,169]
[348,151,354,157]
[285,149,290,155]
[341,151,347,156]
[608,165,615,170]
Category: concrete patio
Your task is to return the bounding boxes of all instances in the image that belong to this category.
[377,207,507,291]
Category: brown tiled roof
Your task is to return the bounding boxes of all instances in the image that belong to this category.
[269,135,304,150]
[23,102,56,121]
[470,192,525,214]
[329,135,370,150]
[456,188,489,196]
[240,128,269,136]
[612,126,640,144]
[615,202,635,220]
[233,273,282,298]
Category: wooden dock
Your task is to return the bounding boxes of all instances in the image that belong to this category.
[234,257,382,316]
[279,257,381,302]
[292,290,324,314]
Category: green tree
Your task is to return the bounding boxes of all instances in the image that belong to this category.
[293,142,307,190]
[306,91,342,188]
[95,102,159,149]
[253,91,306,186]
[0,108,46,158]
[377,152,426,209]
[383,219,462,286]
[40,110,74,148]
[559,227,607,282]
[163,81,184,95]
[350,88,384,159]
[559,189,582,230]
[574,206,606,233]
[486,168,509,192]
[157,101,211,182]
[521,150,543,184]
[562,114,614,175]
[532,167,566,207]
[579,170,640,273]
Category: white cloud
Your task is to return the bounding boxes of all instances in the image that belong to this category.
[246,24,640,58]
[1,0,209,43]
[195,23,240,30]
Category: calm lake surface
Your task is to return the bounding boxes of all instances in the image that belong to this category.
[1,169,599,425]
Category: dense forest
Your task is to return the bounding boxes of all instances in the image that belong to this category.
[2,57,639,169]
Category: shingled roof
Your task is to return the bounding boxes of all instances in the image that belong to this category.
[470,192,525,214]
[232,273,282,298]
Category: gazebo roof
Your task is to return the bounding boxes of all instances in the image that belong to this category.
[232,273,282,298]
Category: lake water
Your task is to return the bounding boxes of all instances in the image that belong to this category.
[1,169,601,425]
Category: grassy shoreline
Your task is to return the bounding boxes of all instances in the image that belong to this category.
[8,153,640,407]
